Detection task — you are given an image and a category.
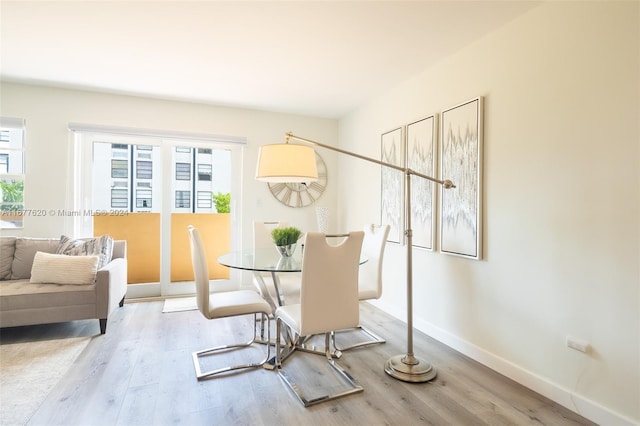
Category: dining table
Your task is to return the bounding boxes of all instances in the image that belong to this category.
[217,245,368,367]
[217,248,304,311]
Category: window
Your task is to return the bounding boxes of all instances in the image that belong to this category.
[198,164,212,181]
[176,163,190,180]
[111,188,128,208]
[136,189,152,208]
[136,145,152,159]
[136,160,152,179]
[111,144,128,158]
[1,117,26,229]
[0,153,7,174]
[198,148,212,154]
[111,159,128,178]
[175,147,191,153]
[197,191,212,208]
[175,190,190,208]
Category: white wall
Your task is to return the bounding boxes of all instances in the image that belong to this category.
[0,83,339,250]
[338,1,639,424]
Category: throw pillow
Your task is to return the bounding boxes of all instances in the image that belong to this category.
[56,235,114,269]
[10,238,60,280]
[30,251,99,285]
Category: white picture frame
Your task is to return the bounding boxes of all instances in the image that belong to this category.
[440,97,483,259]
[406,115,437,250]
[381,127,404,244]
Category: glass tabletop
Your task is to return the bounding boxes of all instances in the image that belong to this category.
[218,248,367,273]
[218,248,304,273]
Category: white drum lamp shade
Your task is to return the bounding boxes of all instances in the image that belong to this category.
[255,144,318,183]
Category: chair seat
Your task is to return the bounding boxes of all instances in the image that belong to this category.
[358,288,378,300]
[208,290,272,318]
[274,304,301,332]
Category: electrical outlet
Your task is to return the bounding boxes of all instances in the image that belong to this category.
[566,336,591,353]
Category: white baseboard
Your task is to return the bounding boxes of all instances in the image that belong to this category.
[370,300,637,426]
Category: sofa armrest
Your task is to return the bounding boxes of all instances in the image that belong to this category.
[95,257,128,320]
[112,240,126,260]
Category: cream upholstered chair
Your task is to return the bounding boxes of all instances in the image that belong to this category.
[275,231,364,407]
[334,224,390,352]
[252,221,301,306]
[187,226,272,380]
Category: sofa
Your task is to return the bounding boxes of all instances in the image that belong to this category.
[0,236,127,334]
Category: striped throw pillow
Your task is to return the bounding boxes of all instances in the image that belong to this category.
[30,251,99,285]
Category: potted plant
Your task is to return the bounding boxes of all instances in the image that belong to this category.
[271,226,302,257]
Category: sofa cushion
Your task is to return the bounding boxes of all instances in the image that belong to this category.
[0,237,16,280]
[10,238,60,280]
[0,279,96,311]
[56,235,113,269]
[30,252,99,285]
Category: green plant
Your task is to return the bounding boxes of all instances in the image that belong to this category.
[271,227,302,246]
[212,192,230,213]
[0,179,24,211]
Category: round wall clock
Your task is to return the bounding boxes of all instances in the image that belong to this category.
[267,152,327,208]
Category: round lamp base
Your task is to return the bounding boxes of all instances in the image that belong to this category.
[384,354,437,383]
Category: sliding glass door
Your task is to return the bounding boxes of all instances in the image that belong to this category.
[71,129,244,299]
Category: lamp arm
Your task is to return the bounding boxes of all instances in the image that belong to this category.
[286,132,456,188]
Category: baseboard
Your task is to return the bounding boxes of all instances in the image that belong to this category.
[370,300,637,426]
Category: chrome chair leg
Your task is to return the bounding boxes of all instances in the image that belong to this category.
[276,327,363,407]
[192,313,271,380]
[332,325,386,352]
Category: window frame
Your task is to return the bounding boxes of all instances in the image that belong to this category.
[0,117,26,229]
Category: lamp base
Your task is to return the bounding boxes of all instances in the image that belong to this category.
[384,354,437,383]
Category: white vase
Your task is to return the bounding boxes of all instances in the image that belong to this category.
[316,207,329,233]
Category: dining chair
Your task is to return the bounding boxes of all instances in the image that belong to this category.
[252,221,301,305]
[187,225,272,380]
[275,231,365,407]
[334,224,390,352]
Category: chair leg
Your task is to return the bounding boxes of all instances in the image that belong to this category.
[192,313,271,380]
[277,331,364,407]
[332,325,385,352]
[296,334,342,358]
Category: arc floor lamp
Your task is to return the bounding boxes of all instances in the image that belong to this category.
[256,132,455,383]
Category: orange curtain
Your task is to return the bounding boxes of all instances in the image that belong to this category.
[94,213,161,284]
[170,213,230,282]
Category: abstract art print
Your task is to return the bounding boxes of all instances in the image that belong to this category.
[440,97,483,259]
[406,115,437,250]
[381,127,404,244]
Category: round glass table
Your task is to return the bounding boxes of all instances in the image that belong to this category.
[218,248,366,310]
[218,248,303,310]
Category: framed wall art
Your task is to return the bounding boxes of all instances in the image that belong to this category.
[406,115,437,250]
[439,97,483,259]
[380,127,404,244]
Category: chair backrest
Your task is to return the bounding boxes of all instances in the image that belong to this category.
[298,231,364,336]
[253,221,289,250]
[359,224,390,300]
[187,226,212,319]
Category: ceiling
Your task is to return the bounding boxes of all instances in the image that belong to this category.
[1,1,541,119]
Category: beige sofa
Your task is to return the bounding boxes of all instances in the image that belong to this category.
[0,237,127,334]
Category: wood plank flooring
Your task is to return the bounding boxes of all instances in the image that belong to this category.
[0,301,595,426]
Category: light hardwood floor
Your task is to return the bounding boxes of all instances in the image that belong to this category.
[1,300,595,426]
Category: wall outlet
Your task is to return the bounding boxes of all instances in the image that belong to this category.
[566,336,591,353]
